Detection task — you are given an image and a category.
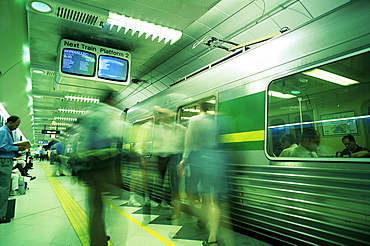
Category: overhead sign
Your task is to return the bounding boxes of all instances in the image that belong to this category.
[41,130,61,134]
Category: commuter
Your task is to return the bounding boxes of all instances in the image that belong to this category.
[178,103,233,246]
[39,148,45,161]
[13,158,36,180]
[155,107,186,220]
[50,140,65,176]
[74,91,124,246]
[279,133,298,157]
[136,106,182,208]
[26,156,34,170]
[290,128,320,157]
[340,134,370,158]
[0,116,28,224]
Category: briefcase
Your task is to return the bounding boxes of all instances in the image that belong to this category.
[6,198,16,219]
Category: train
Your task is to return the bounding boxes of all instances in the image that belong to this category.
[121,1,370,245]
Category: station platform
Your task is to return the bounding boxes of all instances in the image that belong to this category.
[0,160,271,246]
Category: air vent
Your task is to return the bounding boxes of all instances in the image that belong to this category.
[56,7,99,26]
[46,71,55,76]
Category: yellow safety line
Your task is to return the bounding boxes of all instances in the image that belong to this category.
[220,130,265,143]
[71,176,177,246]
[41,162,91,246]
[42,162,176,246]
[103,199,177,246]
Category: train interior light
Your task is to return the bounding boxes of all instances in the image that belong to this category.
[303,69,359,86]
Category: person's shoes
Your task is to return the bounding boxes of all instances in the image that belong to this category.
[30,176,36,181]
[202,240,218,246]
[167,214,180,220]
[150,200,159,207]
[128,200,141,207]
[161,200,171,208]
[9,190,19,196]
[0,217,11,224]
[60,174,66,176]
[144,200,159,207]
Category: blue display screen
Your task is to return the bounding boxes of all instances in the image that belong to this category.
[61,48,96,76]
[98,55,128,82]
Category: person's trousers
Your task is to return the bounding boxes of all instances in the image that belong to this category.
[0,158,13,217]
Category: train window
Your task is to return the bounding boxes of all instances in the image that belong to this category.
[267,51,370,161]
[177,96,216,126]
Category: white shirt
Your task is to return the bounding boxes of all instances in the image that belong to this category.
[183,112,216,159]
[279,143,298,157]
[136,121,186,156]
[290,144,318,157]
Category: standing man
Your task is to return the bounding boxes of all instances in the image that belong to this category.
[50,140,65,177]
[0,116,27,223]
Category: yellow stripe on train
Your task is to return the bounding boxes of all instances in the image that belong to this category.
[220,130,264,143]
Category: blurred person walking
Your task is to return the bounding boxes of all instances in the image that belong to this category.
[74,92,125,246]
[178,103,234,246]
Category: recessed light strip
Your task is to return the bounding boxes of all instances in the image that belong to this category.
[303,69,359,86]
[58,109,86,114]
[107,12,182,45]
[269,91,296,99]
[64,96,99,103]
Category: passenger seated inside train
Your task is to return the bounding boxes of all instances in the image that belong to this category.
[290,128,320,157]
[279,133,298,157]
[339,134,370,158]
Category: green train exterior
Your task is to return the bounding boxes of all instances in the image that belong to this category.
[126,1,370,245]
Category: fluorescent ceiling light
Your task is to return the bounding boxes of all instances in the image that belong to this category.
[58,109,86,114]
[30,1,52,13]
[32,69,45,74]
[54,117,78,121]
[303,69,359,86]
[107,12,182,45]
[269,91,296,99]
[184,109,200,112]
[0,103,10,118]
[64,96,99,103]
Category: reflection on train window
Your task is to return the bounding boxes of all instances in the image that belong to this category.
[178,96,216,126]
[267,51,370,160]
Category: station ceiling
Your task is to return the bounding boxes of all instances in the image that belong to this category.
[0,0,349,144]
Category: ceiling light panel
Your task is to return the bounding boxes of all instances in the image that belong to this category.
[107,12,182,45]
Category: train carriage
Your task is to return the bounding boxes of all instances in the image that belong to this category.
[125,1,370,245]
